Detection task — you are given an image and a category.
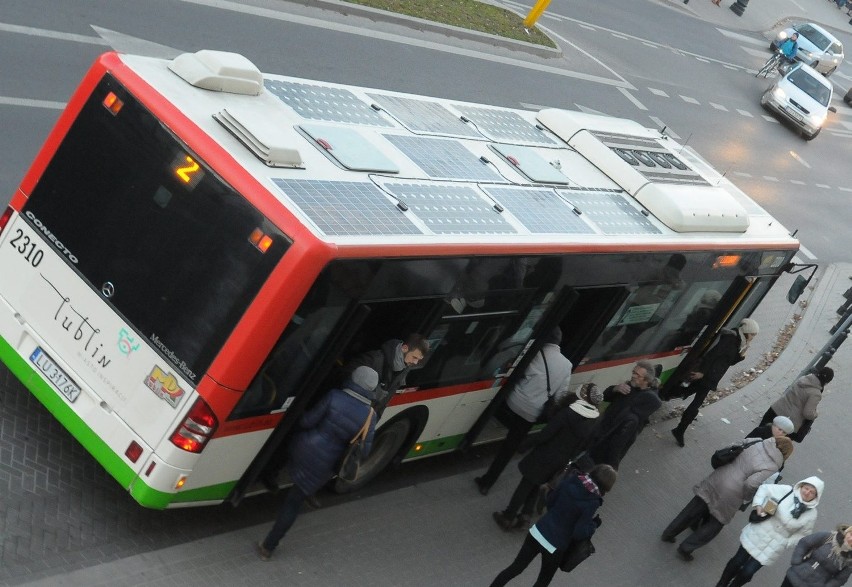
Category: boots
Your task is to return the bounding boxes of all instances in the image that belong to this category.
[671,426,685,447]
[492,511,516,531]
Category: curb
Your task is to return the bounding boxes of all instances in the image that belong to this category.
[289,0,564,58]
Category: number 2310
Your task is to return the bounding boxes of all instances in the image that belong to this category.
[9,229,44,267]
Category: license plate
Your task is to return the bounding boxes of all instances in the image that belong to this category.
[30,347,81,403]
[785,107,803,121]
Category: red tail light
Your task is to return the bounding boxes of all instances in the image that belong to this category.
[170,397,218,453]
[0,207,13,235]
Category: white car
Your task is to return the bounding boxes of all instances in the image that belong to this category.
[760,63,835,140]
[770,23,844,77]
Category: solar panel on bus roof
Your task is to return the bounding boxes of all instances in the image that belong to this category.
[558,189,661,235]
[382,183,517,235]
[272,179,421,236]
[453,105,556,146]
[383,135,504,182]
[482,186,593,234]
[366,94,481,138]
[264,80,392,127]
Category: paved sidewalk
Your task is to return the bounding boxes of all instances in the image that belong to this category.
[15,259,852,587]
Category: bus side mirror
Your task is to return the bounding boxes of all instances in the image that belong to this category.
[787,275,808,304]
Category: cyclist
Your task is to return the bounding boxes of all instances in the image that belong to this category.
[778,33,799,65]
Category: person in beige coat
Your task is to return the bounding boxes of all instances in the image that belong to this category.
[759,367,834,442]
[661,436,794,561]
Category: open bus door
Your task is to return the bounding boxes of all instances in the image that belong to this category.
[459,285,630,450]
[659,276,756,400]
[227,304,372,507]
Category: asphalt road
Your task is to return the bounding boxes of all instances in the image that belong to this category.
[1,0,851,583]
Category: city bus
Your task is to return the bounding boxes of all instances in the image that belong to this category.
[0,50,799,509]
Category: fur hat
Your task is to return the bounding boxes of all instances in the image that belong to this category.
[349,366,379,391]
[772,416,795,435]
[775,436,794,461]
[581,383,604,407]
[739,318,760,335]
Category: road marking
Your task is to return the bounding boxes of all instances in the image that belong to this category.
[642,42,658,48]
[0,21,108,45]
[0,96,65,109]
[578,23,597,31]
[736,109,753,117]
[611,33,629,40]
[762,115,779,123]
[715,28,768,47]
[797,244,817,260]
[789,0,805,10]
[762,176,779,182]
[815,184,831,189]
[519,102,548,111]
[710,102,728,111]
[790,179,806,185]
[733,171,752,178]
[695,57,709,64]
[172,0,635,89]
[574,104,609,116]
[680,95,700,104]
[839,186,852,192]
[648,88,669,97]
[788,151,811,169]
[618,87,648,110]
[648,116,681,139]
[723,64,738,70]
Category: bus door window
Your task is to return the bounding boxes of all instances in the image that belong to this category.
[652,281,730,350]
[554,286,630,368]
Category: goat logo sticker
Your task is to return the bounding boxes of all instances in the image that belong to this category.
[145,366,185,408]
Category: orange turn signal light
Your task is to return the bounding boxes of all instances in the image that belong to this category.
[103,92,124,115]
[713,254,741,269]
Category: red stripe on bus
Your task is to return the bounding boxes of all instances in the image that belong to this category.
[573,349,685,372]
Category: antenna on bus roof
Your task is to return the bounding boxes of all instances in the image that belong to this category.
[677,133,693,154]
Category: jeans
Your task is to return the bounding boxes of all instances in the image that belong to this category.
[479,404,534,488]
[662,495,725,553]
[261,484,308,551]
[490,533,561,587]
[718,545,763,586]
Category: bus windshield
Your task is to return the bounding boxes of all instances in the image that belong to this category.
[22,75,290,382]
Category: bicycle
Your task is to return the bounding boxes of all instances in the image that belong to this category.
[756,51,784,78]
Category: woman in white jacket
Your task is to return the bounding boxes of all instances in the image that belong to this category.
[716,476,824,587]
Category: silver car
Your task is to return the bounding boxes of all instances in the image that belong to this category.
[770,23,844,76]
[760,63,835,140]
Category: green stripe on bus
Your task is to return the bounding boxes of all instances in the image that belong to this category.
[130,478,236,507]
[406,433,465,458]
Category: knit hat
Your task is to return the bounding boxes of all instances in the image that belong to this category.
[350,366,379,391]
[739,318,760,335]
[772,416,795,435]
[587,384,604,407]
[775,436,794,461]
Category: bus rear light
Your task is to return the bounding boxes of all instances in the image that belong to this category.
[170,397,218,453]
[0,207,13,235]
[248,228,273,253]
[125,441,144,463]
[145,462,156,477]
[102,91,124,115]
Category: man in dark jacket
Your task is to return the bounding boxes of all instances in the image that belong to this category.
[342,334,430,416]
[587,360,661,470]
[672,318,759,447]
[256,366,378,561]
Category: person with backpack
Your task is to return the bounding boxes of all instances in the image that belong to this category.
[491,383,602,532]
[488,464,617,587]
[661,436,793,561]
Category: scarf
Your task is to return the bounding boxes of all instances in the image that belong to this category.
[577,473,601,497]
[790,496,807,519]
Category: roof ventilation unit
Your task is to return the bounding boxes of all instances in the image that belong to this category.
[169,50,263,95]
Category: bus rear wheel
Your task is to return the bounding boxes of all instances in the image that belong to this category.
[332,417,413,493]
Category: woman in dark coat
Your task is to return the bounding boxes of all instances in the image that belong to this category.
[781,525,852,587]
[492,384,602,531]
[672,318,759,447]
[489,464,617,587]
[256,366,378,560]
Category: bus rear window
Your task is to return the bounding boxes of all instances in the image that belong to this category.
[23,75,289,381]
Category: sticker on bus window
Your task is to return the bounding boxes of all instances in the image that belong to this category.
[144,365,186,408]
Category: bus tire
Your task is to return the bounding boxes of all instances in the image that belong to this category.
[332,414,416,493]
